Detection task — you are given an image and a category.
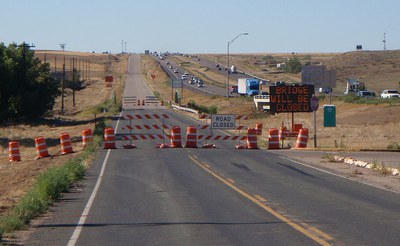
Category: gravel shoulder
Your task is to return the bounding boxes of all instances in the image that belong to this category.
[270,149,400,194]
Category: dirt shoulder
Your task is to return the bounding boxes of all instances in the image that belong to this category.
[269,149,400,194]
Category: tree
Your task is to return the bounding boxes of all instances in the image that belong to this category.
[284,56,302,74]
[0,42,60,122]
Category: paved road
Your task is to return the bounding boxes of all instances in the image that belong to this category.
[25,55,400,246]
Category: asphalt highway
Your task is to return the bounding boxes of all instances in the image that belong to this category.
[25,55,400,246]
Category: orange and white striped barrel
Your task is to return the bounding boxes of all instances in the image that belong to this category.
[170,126,182,148]
[104,128,116,149]
[255,122,263,136]
[246,128,258,149]
[268,128,280,149]
[82,128,93,148]
[60,132,74,155]
[296,128,309,148]
[9,141,21,162]
[35,136,50,159]
[185,126,197,148]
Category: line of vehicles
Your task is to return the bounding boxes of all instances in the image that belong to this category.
[344,79,399,98]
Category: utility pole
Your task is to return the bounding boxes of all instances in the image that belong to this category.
[121,40,124,53]
[383,33,387,51]
[72,57,76,107]
[61,56,65,115]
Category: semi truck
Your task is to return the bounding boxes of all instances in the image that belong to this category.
[238,78,260,96]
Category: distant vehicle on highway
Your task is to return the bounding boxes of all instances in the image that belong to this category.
[190,76,198,84]
[238,78,260,96]
[184,71,189,75]
[381,89,399,98]
[173,68,178,73]
[230,65,237,74]
[181,75,187,80]
[319,87,332,94]
[357,90,375,98]
[197,80,205,87]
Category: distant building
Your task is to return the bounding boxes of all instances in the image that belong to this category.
[301,65,336,89]
[144,50,150,55]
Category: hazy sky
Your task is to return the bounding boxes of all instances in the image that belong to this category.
[2,0,399,54]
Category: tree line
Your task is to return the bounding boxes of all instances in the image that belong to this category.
[0,42,81,122]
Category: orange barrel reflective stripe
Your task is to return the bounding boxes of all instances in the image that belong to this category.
[185,126,197,148]
[268,128,280,149]
[60,132,74,155]
[246,128,258,149]
[9,141,21,162]
[82,128,93,148]
[255,122,263,136]
[104,128,116,149]
[35,137,50,159]
[279,126,287,141]
[296,128,309,148]
[170,126,182,148]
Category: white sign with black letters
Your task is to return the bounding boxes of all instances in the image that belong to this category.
[211,114,236,129]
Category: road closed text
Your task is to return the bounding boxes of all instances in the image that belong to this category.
[211,115,236,129]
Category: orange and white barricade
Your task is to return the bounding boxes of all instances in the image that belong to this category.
[246,128,258,149]
[170,126,182,148]
[255,122,263,136]
[296,128,309,148]
[82,129,93,148]
[104,128,116,149]
[268,128,280,149]
[9,141,21,162]
[35,136,50,159]
[185,126,197,148]
[60,133,74,155]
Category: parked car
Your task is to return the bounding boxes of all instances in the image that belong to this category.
[381,89,399,98]
[357,90,375,98]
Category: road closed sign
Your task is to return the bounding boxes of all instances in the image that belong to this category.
[211,114,236,129]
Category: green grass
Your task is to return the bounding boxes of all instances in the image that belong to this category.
[0,117,106,239]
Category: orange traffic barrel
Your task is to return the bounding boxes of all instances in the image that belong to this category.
[104,128,116,149]
[142,100,145,106]
[296,128,309,148]
[9,141,21,162]
[137,99,140,106]
[170,126,182,148]
[185,126,197,148]
[60,133,74,155]
[246,128,258,149]
[268,128,280,149]
[35,136,50,159]
[82,128,93,148]
[255,122,263,136]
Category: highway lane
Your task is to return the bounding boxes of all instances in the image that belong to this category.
[156,56,227,97]
[25,55,400,245]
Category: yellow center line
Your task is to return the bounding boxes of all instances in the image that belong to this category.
[188,155,334,246]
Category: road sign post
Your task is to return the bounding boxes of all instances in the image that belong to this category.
[311,96,319,148]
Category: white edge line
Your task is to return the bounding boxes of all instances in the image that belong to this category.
[67,112,122,246]
[280,156,400,195]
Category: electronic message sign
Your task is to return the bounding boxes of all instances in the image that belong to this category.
[269,84,314,114]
